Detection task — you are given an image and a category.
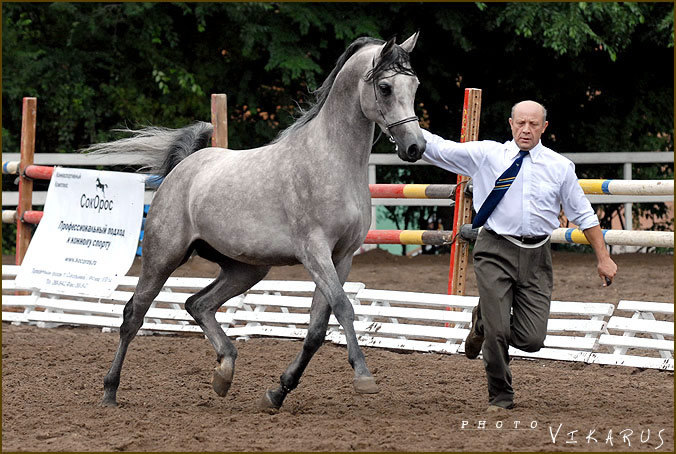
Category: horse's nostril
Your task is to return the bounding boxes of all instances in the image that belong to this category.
[407,144,419,158]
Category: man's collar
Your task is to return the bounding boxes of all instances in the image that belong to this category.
[507,140,544,161]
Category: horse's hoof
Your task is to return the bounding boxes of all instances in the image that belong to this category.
[212,362,234,397]
[101,397,118,408]
[353,375,379,394]
[258,390,281,413]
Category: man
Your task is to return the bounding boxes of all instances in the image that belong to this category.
[421,100,617,411]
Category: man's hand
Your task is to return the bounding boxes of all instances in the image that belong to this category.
[583,225,618,287]
[597,255,617,286]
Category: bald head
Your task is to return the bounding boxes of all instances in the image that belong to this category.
[511,100,547,123]
[508,100,549,151]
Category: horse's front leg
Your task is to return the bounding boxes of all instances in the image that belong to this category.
[304,250,378,391]
[260,248,378,411]
[259,288,332,411]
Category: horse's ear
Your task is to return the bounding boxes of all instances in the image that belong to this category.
[380,36,397,59]
[399,31,419,53]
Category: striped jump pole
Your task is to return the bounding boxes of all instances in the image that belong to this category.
[455,224,673,248]
[2,161,20,174]
[365,229,454,245]
[4,173,668,198]
[551,228,674,248]
[2,181,454,225]
[3,163,55,230]
[578,179,673,195]
[367,227,673,248]
[2,210,44,225]
[2,171,159,224]
[2,163,55,179]
[6,177,671,226]
[369,184,456,199]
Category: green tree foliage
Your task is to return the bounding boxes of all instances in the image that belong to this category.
[2,2,673,255]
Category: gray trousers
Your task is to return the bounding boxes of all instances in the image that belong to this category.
[472,228,553,408]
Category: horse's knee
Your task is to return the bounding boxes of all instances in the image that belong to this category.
[119,298,137,336]
[122,297,134,319]
[330,298,355,325]
[303,328,326,354]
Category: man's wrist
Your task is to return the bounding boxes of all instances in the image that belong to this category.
[595,248,611,262]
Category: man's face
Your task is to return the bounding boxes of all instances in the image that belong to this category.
[509,102,548,151]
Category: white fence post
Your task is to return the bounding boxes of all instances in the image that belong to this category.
[624,162,633,231]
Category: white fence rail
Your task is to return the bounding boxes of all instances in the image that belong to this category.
[3,265,672,371]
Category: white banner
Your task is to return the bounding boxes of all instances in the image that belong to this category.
[16,167,146,298]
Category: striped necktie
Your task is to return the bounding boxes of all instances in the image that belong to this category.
[472,150,529,228]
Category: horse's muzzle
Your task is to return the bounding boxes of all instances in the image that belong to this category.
[398,141,426,163]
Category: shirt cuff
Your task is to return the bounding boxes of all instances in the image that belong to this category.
[576,213,600,231]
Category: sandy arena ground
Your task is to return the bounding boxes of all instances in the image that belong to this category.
[2,249,674,451]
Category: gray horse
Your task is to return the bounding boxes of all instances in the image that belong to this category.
[89,33,426,410]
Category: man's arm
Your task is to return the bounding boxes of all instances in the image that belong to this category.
[559,163,617,287]
[420,129,485,177]
[582,225,618,286]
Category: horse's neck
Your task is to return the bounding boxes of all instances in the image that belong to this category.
[309,73,374,173]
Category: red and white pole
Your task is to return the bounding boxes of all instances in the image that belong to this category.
[448,88,482,295]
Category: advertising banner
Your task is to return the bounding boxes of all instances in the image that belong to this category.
[16,167,146,298]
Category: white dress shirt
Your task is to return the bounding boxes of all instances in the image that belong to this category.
[421,129,599,237]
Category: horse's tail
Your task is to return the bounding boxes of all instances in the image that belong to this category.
[82,121,213,178]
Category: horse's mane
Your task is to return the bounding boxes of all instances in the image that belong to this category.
[273,36,415,143]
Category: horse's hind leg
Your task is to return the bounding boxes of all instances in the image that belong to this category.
[101,219,196,407]
[184,258,270,398]
[102,261,181,406]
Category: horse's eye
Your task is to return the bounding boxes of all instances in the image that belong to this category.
[378,83,392,96]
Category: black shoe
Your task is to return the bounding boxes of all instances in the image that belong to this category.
[487,403,515,412]
[464,305,484,359]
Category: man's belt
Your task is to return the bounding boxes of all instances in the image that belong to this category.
[484,228,549,245]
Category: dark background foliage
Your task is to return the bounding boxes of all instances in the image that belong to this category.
[2,2,673,254]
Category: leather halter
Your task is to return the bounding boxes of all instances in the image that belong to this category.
[371,56,418,144]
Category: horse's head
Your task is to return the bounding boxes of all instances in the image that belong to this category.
[361,32,426,162]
